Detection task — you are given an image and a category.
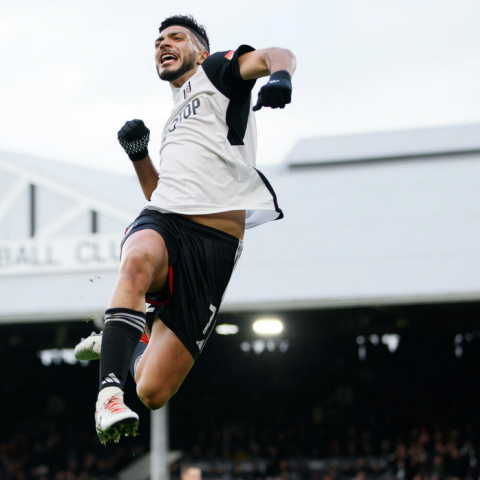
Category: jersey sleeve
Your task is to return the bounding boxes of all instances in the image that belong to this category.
[201,45,257,103]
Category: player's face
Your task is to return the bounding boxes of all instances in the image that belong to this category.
[155,26,203,85]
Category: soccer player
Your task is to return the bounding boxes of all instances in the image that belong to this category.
[74,14,296,444]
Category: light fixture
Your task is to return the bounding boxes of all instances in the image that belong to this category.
[252,318,283,335]
[215,324,239,335]
[381,334,400,353]
[37,349,89,367]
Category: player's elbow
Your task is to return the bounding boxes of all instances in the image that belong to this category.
[280,48,296,68]
[271,46,295,57]
[266,47,297,74]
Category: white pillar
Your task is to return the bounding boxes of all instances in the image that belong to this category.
[151,405,169,480]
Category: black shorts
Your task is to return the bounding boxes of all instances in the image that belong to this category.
[121,210,243,360]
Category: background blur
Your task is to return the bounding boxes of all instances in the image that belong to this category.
[2,0,480,171]
[1,1,480,480]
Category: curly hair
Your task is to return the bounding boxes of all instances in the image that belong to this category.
[159,15,210,53]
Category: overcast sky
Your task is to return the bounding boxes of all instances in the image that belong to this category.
[1,0,480,176]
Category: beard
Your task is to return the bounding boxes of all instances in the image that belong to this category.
[159,50,197,82]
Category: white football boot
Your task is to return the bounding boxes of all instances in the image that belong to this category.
[95,390,139,445]
[74,331,103,360]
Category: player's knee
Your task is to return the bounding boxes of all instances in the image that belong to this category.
[136,382,178,411]
[119,248,156,291]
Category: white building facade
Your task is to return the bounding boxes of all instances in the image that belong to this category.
[1,123,480,325]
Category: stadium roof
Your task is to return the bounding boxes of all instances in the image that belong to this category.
[1,123,480,323]
[286,123,480,167]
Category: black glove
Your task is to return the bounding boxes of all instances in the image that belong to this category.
[118,119,150,161]
[253,70,292,112]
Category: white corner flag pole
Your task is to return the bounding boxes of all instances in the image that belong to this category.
[151,404,170,480]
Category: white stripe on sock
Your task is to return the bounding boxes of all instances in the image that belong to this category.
[104,318,144,333]
[106,313,146,327]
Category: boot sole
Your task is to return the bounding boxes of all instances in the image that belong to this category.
[97,417,139,445]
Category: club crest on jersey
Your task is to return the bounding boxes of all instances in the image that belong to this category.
[183,81,192,99]
[224,50,234,61]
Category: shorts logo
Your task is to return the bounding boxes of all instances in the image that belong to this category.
[224,50,234,61]
[196,304,217,353]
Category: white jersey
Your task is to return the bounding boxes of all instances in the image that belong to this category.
[144,45,283,229]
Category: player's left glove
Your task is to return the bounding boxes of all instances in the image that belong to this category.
[253,70,292,112]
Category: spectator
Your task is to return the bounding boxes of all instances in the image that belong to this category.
[182,465,202,480]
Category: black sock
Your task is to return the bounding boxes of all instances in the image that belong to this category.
[129,341,147,381]
[98,308,146,393]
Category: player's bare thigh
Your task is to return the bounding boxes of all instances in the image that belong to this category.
[109,229,169,308]
[135,315,194,410]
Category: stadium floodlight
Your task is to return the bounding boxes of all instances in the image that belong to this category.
[215,324,239,335]
[37,349,90,367]
[252,318,283,335]
[381,334,400,353]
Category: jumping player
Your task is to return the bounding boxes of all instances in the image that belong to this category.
[74,14,296,444]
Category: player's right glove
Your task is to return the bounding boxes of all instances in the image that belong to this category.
[253,70,292,112]
[118,119,150,161]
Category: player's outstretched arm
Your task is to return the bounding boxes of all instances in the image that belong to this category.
[239,47,296,111]
[118,119,159,200]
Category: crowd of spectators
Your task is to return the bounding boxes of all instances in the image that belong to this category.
[2,417,480,480]
[0,418,147,480]
[173,421,480,480]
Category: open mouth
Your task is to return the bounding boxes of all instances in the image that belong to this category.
[161,52,179,66]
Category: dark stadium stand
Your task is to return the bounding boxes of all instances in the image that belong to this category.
[3,302,480,479]
[1,417,479,480]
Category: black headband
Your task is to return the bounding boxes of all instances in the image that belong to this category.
[181,25,210,53]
